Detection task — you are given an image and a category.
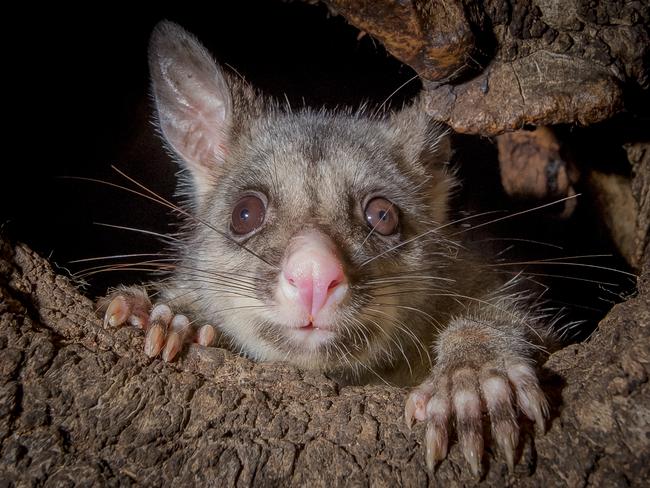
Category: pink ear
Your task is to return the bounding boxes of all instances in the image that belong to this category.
[149,21,232,201]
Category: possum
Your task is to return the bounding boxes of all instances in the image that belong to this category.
[99,20,553,476]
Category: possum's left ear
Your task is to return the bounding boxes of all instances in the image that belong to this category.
[148,21,233,203]
[389,100,455,223]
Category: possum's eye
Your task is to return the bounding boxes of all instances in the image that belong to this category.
[364,197,399,236]
[231,194,266,235]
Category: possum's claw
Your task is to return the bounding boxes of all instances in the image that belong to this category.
[144,303,173,357]
[406,361,548,475]
[98,287,216,361]
[101,287,151,329]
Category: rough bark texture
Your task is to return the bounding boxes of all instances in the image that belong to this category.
[0,232,648,485]
[322,0,649,135]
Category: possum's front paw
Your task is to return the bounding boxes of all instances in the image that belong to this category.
[404,321,549,475]
[97,287,216,361]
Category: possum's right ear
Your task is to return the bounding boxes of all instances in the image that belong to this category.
[148,21,232,202]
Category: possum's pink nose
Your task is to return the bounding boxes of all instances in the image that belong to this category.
[282,232,347,318]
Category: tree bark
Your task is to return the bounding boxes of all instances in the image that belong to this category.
[323,0,649,135]
[0,229,648,486]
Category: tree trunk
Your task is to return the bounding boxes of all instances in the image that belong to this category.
[1,210,649,486]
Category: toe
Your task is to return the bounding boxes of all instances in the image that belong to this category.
[452,371,483,477]
[161,315,190,362]
[161,332,182,362]
[107,287,151,329]
[104,295,129,328]
[195,324,216,347]
[144,304,173,358]
[454,390,483,477]
[424,394,450,470]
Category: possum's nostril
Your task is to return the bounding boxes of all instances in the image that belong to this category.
[328,278,341,290]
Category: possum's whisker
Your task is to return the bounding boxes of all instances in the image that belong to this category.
[204,304,266,313]
[362,309,414,376]
[360,209,499,267]
[76,264,176,279]
[473,237,565,250]
[335,339,394,387]
[168,264,264,288]
[374,287,546,346]
[335,312,368,352]
[372,73,421,118]
[371,287,448,298]
[491,269,621,287]
[450,194,581,237]
[331,341,357,374]
[365,274,455,283]
[362,276,454,292]
[170,287,259,302]
[487,258,637,278]
[362,194,580,267]
[173,279,259,297]
[347,315,373,353]
[69,253,172,264]
[61,175,180,213]
[365,306,433,367]
[153,264,263,290]
[165,278,260,298]
[92,222,183,243]
[65,170,279,270]
[73,258,176,276]
[372,302,445,334]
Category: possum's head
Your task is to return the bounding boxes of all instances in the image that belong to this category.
[149,21,456,376]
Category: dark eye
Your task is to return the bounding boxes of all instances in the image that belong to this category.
[364,197,399,236]
[231,194,266,235]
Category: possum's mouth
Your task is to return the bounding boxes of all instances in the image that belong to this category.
[298,317,336,331]
[285,319,337,349]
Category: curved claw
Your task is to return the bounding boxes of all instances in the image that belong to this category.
[425,419,448,471]
[161,331,182,362]
[461,433,483,478]
[453,390,483,477]
[507,363,549,433]
[404,382,435,429]
[104,295,129,328]
[480,375,518,472]
[162,314,190,362]
[145,324,165,357]
[144,304,173,358]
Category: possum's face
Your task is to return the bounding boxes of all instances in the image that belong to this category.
[150,22,455,373]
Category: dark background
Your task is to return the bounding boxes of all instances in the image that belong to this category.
[4,1,420,292]
[3,1,635,333]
